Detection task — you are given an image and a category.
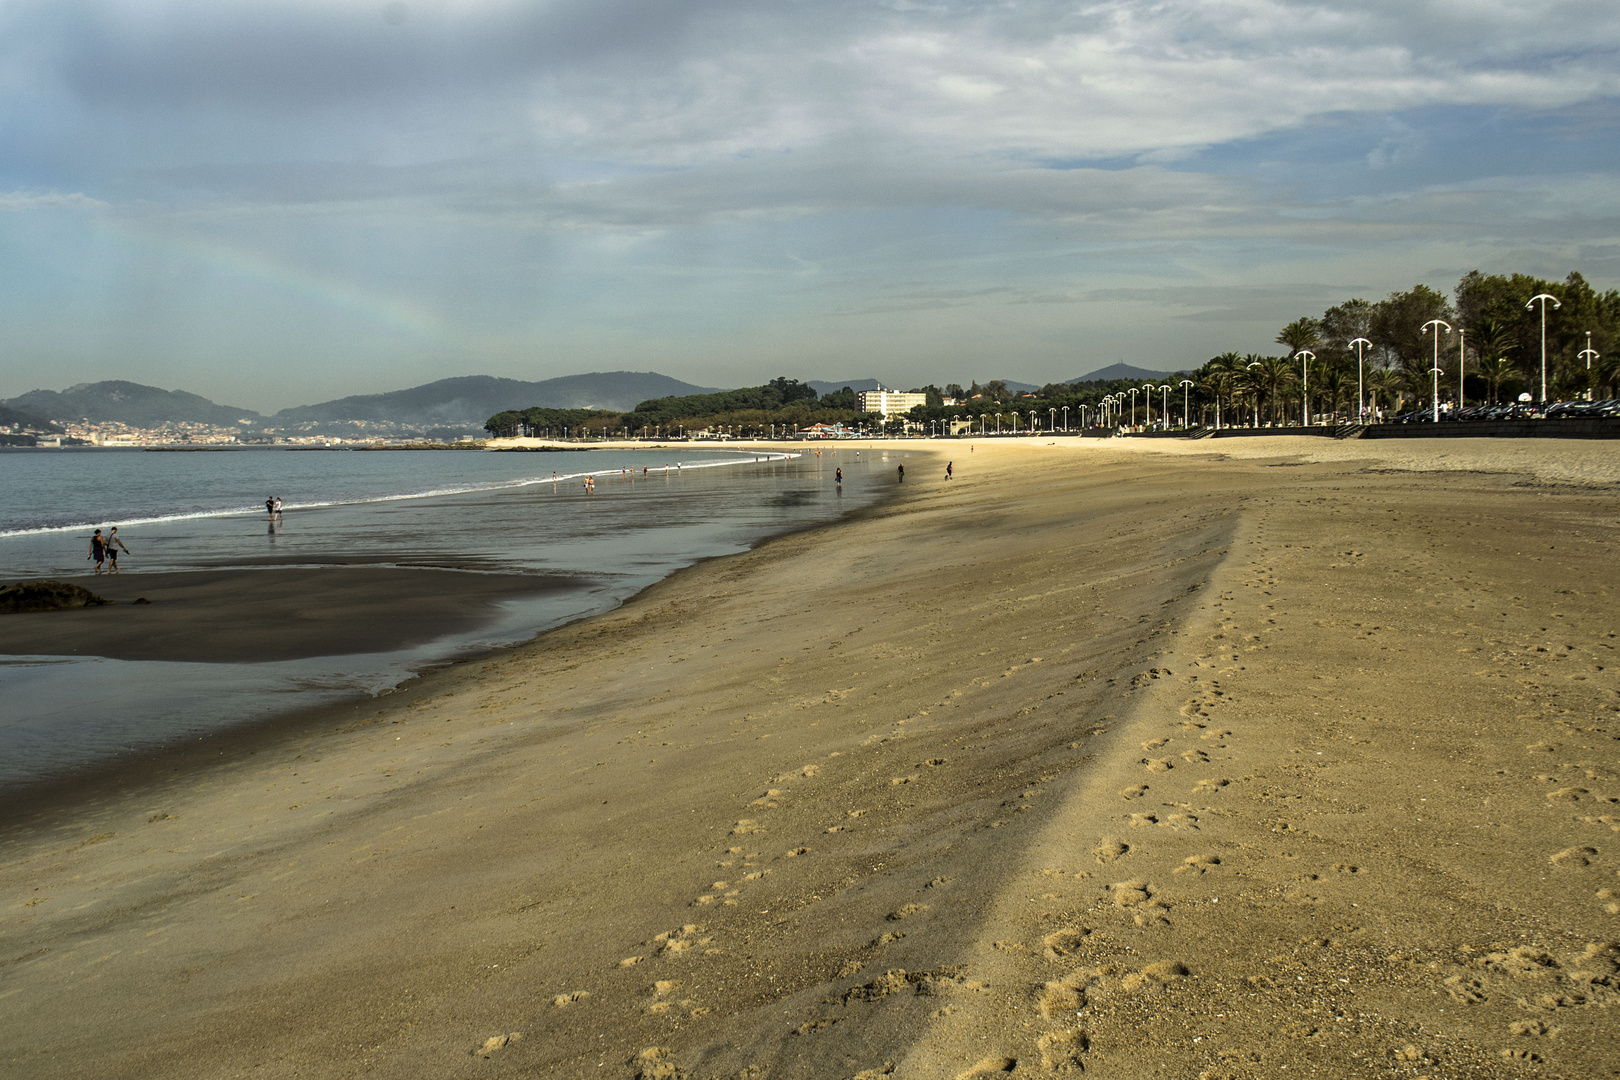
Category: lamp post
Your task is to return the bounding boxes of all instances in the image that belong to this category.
[1348,337,1371,423]
[1049,407,1057,434]
[1579,331,1600,400]
[1062,405,1069,431]
[1141,383,1156,428]
[1246,361,1261,426]
[1159,384,1171,426]
[1179,379,1194,428]
[1295,350,1314,426]
[1421,319,1451,422]
[1128,387,1139,428]
[1526,293,1560,403]
[1457,327,1466,409]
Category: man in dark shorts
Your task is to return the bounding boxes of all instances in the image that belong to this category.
[946,461,953,480]
[106,527,130,573]
[266,496,275,520]
[835,467,843,485]
[88,529,106,574]
[897,463,904,482]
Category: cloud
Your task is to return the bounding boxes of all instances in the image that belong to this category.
[0,189,106,210]
[4,1,1616,186]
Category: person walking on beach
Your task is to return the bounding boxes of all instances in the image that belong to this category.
[897,463,904,482]
[946,461,953,480]
[106,527,130,573]
[835,467,843,485]
[265,496,275,520]
[273,496,283,521]
[88,529,106,574]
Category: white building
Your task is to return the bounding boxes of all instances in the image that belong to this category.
[855,389,928,417]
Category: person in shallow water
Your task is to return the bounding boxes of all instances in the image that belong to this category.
[265,496,275,519]
[897,463,904,482]
[87,529,106,574]
[106,527,131,573]
[835,467,842,485]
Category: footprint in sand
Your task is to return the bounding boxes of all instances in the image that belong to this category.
[1120,784,1149,800]
[1551,847,1598,867]
[1141,738,1171,750]
[1092,837,1129,863]
[1127,813,1158,827]
[1173,854,1221,875]
[1043,928,1088,958]
[1192,777,1230,794]
[552,991,590,1007]
[1038,1030,1088,1071]
[955,1056,1017,1078]
[1143,758,1173,773]
[475,1032,523,1057]
[888,903,929,921]
[750,789,785,807]
[784,847,809,857]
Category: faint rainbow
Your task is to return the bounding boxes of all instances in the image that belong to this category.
[104,219,444,337]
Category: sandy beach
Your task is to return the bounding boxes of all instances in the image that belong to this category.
[2,435,1617,1079]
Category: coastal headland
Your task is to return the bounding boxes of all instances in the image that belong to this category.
[2,437,1617,1078]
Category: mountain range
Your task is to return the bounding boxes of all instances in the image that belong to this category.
[2,366,1188,435]
[1067,363,1176,383]
[0,372,721,433]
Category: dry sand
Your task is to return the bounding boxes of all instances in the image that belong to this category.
[2,436,1618,1079]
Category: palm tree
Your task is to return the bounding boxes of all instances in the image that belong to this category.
[1276,317,1322,358]
[1365,367,1401,419]
[1316,361,1351,423]
[1202,352,1243,428]
[1477,355,1517,405]
[1252,355,1297,425]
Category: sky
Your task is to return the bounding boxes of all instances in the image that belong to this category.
[0,0,1616,411]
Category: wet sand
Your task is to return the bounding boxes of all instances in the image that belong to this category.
[1,437,1617,1079]
[0,566,583,663]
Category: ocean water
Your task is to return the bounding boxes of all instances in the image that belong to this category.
[0,444,890,788]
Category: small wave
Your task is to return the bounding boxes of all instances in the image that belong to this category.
[0,451,800,538]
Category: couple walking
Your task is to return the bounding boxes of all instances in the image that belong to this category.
[88,527,130,574]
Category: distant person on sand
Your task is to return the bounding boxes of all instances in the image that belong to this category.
[835,467,843,485]
[106,527,130,573]
[946,461,953,480]
[88,529,106,574]
[897,463,904,482]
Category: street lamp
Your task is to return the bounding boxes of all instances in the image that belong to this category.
[1179,379,1194,428]
[1348,337,1371,423]
[1457,327,1466,409]
[1141,383,1155,428]
[1128,387,1139,428]
[1295,350,1314,426]
[1049,407,1056,434]
[1579,331,1600,400]
[1422,319,1451,423]
[1062,405,1069,431]
[1246,361,1261,426]
[1158,384,1171,425]
[1526,292,1560,403]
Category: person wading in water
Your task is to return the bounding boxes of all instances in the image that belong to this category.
[106,528,131,573]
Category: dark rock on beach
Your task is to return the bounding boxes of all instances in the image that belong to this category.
[0,580,112,613]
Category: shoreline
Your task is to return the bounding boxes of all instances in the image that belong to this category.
[0,458,925,824]
[2,437,1616,1078]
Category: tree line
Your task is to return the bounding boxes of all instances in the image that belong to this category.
[485,268,1617,437]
